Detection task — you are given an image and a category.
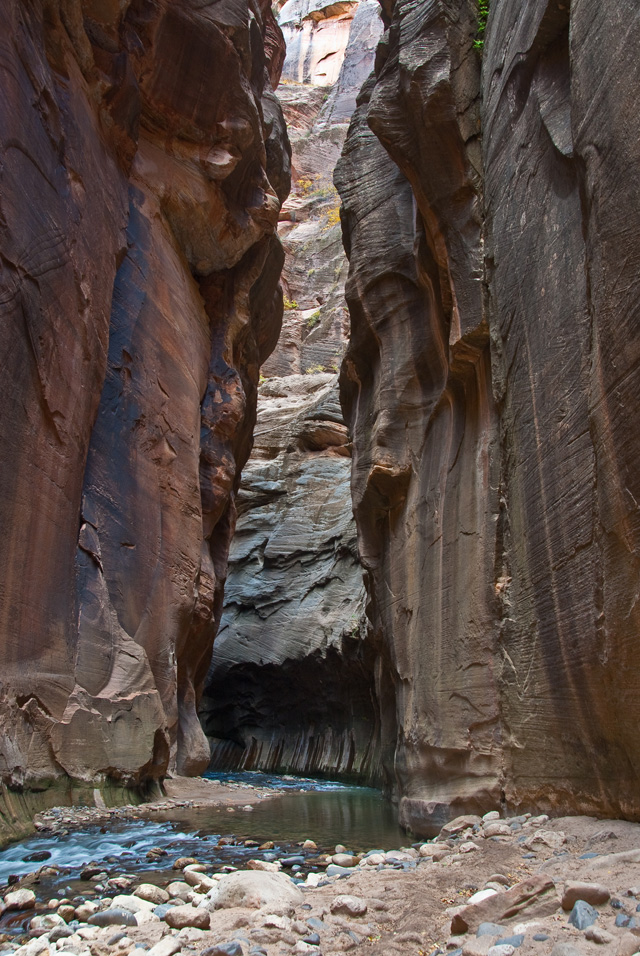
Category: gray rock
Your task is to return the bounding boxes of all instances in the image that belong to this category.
[568,901,598,931]
[496,937,524,949]
[326,864,356,877]
[152,904,175,919]
[550,946,585,956]
[532,935,549,942]
[201,943,244,956]
[477,924,507,938]
[88,909,138,928]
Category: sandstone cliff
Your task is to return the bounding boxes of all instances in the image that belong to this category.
[200,0,383,781]
[0,0,290,795]
[337,0,640,831]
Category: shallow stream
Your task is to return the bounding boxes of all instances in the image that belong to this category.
[0,771,405,933]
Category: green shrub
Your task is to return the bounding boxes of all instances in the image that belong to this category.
[474,0,489,51]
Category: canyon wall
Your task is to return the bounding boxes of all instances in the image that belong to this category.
[200,0,383,781]
[337,0,640,831]
[0,0,290,796]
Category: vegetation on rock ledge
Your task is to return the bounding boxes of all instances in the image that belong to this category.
[474,0,489,51]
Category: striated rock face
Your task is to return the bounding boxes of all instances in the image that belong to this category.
[200,1,382,781]
[483,0,640,823]
[200,373,380,780]
[337,0,640,831]
[279,0,358,86]
[0,0,289,791]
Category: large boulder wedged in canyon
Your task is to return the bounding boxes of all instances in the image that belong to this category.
[483,0,640,819]
[337,0,640,831]
[0,0,289,793]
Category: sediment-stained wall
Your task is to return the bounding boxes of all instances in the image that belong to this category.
[0,0,290,791]
[337,0,640,831]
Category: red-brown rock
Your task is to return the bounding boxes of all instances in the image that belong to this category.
[0,0,290,791]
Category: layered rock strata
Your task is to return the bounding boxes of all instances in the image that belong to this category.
[0,0,290,794]
[200,1,383,781]
[336,0,640,831]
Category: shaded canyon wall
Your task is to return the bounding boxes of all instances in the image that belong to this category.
[0,0,290,796]
[336,0,640,831]
[200,0,384,781]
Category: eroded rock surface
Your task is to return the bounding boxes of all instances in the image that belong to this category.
[336,0,640,830]
[0,0,290,791]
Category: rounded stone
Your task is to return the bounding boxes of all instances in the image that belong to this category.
[164,905,210,930]
[330,895,367,917]
[4,888,36,910]
[134,885,170,905]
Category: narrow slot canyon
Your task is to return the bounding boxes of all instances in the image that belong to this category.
[1,0,640,896]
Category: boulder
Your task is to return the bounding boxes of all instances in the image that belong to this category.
[135,885,170,906]
[4,889,36,910]
[330,896,367,917]
[562,883,610,911]
[164,906,210,930]
[215,871,303,911]
[451,877,558,935]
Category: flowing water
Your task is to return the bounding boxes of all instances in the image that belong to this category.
[0,772,405,930]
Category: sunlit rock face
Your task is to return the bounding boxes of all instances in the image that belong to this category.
[0,0,290,790]
[337,0,640,832]
[200,0,383,782]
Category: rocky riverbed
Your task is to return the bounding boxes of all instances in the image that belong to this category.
[1,792,639,956]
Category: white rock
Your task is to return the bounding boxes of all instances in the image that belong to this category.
[361,853,386,866]
[166,882,192,900]
[134,885,170,905]
[146,937,182,956]
[483,811,500,822]
[16,938,50,956]
[134,910,160,926]
[523,815,550,828]
[112,895,155,914]
[523,830,565,850]
[483,823,513,838]
[247,859,281,872]
[294,944,316,955]
[488,947,515,956]
[467,889,498,905]
[459,842,479,853]
[261,914,291,931]
[30,914,66,933]
[215,871,303,910]
[305,873,321,887]
[4,889,36,910]
[176,927,206,943]
[330,895,367,917]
